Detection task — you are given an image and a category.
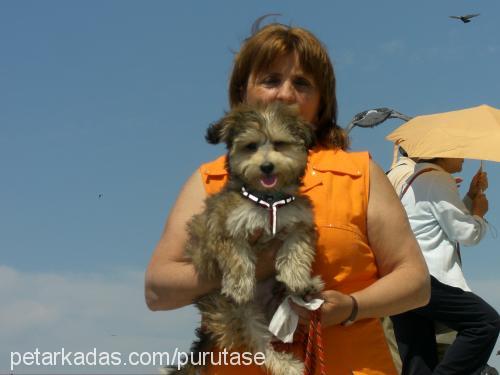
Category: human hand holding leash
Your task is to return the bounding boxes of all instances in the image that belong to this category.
[290,289,356,328]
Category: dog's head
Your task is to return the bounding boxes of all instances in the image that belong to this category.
[206,102,315,193]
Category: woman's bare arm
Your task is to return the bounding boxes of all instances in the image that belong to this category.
[145,170,218,311]
[293,160,430,326]
[145,169,279,311]
[351,159,430,320]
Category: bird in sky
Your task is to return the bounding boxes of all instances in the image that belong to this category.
[449,14,480,23]
[344,107,412,134]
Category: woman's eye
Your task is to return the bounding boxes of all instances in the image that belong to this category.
[260,75,281,87]
[245,143,258,151]
[294,77,313,89]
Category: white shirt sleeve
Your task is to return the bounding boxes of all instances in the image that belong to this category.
[427,175,487,246]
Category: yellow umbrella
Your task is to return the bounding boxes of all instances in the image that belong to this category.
[386,104,500,163]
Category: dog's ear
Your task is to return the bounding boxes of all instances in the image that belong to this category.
[205,120,224,144]
[205,112,235,145]
[304,122,317,149]
[295,119,316,150]
[274,103,316,149]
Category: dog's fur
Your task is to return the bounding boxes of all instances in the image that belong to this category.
[175,103,321,375]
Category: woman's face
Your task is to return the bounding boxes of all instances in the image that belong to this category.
[438,158,465,174]
[244,53,321,124]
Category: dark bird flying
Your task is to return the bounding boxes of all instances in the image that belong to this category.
[449,14,480,23]
[345,108,412,134]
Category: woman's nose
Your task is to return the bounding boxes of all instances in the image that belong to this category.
[276,81,296,103]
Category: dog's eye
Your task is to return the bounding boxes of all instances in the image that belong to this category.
[273,141,287,150]
[245,143,258,152]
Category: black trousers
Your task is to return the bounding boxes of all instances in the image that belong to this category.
[391,276,500,375]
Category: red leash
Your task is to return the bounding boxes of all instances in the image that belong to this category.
[303,309,326,375]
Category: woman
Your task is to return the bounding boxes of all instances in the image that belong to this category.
[391,157,500,375]
[145,21,430,374]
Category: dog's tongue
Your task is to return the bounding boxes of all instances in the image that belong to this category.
[260,175,278,188]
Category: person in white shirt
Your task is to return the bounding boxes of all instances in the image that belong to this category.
[391,157,500,375]
[387,150,471,366]
[387,156,416,197]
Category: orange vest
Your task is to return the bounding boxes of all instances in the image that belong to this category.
[198,148,397,375]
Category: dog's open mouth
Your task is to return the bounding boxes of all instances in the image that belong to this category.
[260,175,278,188]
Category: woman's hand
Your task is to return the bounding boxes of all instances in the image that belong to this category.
[468,169,488,199]
[472,192,489,218]
[290,289,354,327]
[317,290,355,326]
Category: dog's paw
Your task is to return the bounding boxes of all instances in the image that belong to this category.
[303,275,324,295]
[281,360,305,375]
[276,271,311,295]
[277,273,324,297]
[274,360,304,375]
[264,349,304,375]
[221,277,255,304]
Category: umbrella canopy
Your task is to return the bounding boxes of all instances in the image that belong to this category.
[386,105,500,162]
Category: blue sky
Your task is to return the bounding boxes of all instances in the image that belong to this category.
[1,1,499,373]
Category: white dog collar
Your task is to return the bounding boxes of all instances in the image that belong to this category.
[241,186,295,236]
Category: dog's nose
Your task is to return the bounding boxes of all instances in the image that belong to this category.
[260,162,274,174]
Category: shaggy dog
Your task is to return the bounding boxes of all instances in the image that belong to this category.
[175,103,321,375]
